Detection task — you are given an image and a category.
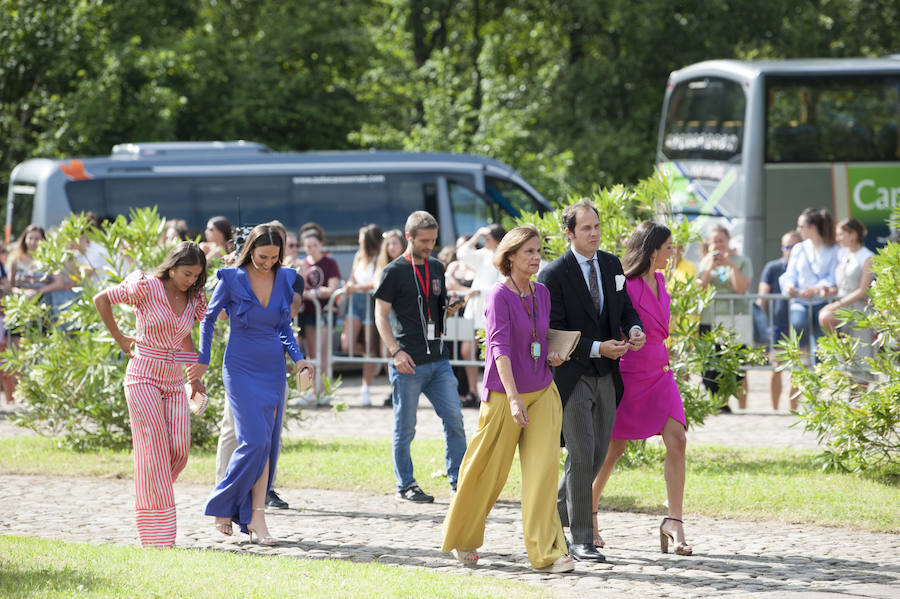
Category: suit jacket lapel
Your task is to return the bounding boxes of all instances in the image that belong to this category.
[637,275,667,332]
[565,249,600,323]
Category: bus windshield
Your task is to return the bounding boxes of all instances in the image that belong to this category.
[662,77,746,161]
[766,75,900,163]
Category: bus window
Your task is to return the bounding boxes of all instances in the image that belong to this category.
[485,176,544,217]
[194,176,290,227]
[292,175,392,244]
[105,178,193,222]
[448,180,496,237]
[66,180,105,217]
[662,78,746,161]
[6,184,37,238]
[766,76,900,163]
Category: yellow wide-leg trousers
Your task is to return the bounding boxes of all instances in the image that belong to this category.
[441,383,567,569]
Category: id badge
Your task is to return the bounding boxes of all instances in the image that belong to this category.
[531,342,541,359]
[427,320,436,340]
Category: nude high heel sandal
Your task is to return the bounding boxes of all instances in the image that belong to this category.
[247,507,279,546]
[659,517,693,555]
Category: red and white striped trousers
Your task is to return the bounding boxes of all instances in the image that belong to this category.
[124,346,195,548]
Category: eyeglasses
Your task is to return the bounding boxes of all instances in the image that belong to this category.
[287,243,298,248]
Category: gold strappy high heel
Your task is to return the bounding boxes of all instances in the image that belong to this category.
[659,517,693,555]
[247,507,279,546]
[214,517,233,536]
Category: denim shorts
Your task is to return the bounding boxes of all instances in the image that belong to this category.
[347,293,373,326]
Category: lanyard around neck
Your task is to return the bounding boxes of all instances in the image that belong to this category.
[404,251,431,320]
[509,277,538,342]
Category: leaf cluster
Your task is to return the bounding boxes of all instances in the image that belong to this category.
[778,206,900,473]
[2,208,227,450]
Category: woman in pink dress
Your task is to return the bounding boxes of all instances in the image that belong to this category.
[590,221,693,555]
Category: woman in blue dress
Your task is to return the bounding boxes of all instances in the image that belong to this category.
[192,224,314,544]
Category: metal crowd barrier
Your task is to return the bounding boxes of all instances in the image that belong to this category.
[318,289,484,383]
[301,289,839,381]
[707,292,824,370]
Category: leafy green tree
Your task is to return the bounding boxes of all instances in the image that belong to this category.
[173,0,374,152]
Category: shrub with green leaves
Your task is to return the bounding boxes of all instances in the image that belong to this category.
[779,207,900,473]
[513,170,763,449]
[2,209,227,450]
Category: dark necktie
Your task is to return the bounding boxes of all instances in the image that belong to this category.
[588,258,602,313]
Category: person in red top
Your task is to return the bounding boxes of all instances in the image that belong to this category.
[297,226,340,400]
[93,241,208,547]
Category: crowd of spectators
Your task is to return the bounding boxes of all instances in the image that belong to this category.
[0,207,880,414]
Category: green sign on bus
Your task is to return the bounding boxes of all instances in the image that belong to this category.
[847,165,898,247]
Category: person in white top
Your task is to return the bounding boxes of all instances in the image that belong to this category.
[779,208,839,359]
[455,224,505,406]
[819,218,874,337]
[340,224,383,406]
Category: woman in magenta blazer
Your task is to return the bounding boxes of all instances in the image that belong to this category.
[590,221,693,556]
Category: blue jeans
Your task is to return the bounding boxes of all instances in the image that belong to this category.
[789,299,827,359]
[389,359,466,491]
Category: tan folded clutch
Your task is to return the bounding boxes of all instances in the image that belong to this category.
[546,328,581,360]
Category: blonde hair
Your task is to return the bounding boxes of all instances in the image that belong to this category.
[374,229,406,281]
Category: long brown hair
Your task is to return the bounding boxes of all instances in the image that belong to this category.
[15,224,46,258]
[156,241,208,295]
[622,221,671,279]
[236,224,284,269]
[800,208,835,246]
[354,224,383,269]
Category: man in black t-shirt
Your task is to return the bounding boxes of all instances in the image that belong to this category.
[374,211,467,503]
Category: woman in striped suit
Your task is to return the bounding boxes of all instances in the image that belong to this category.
[94,241,208,548]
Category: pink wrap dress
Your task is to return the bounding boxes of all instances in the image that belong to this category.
[613,271,686,439]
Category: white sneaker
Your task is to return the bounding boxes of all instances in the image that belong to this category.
[316,395,333,407]
[360,387,371,407]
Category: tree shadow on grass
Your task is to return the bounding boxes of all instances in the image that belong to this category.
[0,562,107,596]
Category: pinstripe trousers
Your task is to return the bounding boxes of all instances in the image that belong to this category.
[557,373,616,544]
[124,358,190,548]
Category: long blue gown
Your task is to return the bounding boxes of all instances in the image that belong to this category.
[198,266,303,531]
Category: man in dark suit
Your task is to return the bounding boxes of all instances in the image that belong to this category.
[538,199,645,562]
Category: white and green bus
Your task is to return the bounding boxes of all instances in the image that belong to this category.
[658,57,900,276]
[5,142,552,271]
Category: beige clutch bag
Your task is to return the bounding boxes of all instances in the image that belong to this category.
[546,329,581,360]
[184,383,210,416]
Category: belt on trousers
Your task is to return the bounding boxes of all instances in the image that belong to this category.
[133,344,198,364]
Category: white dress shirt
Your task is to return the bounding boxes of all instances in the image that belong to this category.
[572,249,640,358]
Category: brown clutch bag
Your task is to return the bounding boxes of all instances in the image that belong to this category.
[546,328,581,360]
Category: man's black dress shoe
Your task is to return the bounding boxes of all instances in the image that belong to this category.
[265,490,289,509]
[569,543,607,562]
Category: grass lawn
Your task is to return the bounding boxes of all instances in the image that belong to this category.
[0,536,548,599]
[0,436,897,532]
